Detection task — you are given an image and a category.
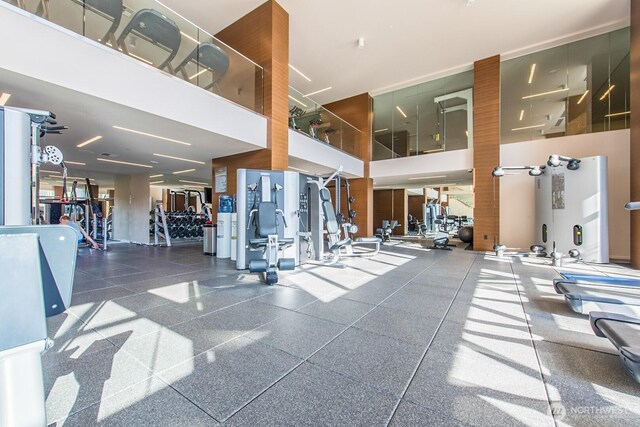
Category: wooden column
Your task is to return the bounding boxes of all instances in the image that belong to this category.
[631,1,640,268]
[212,0,289,210]
[373,189,405,235]
[473,55,501,251]
[393,189,408,235]
[323,93,374,237]
[373,190,391,231]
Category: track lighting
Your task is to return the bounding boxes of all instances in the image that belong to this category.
[492,165,546,177]
[547,154,581,170]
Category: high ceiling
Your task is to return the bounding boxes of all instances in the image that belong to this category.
[0,0,631,191]
[161,0,630,105]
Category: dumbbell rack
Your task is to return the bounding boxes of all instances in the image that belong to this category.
[152,202,172,247]
[151,202,208,246]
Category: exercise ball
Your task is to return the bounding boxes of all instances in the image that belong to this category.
[458,226,473,243]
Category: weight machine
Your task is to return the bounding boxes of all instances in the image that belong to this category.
[1,106,78,427]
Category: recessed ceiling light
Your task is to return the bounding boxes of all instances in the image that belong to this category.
[172,168,196,175]
[77,135,103,148]
[408,175,447,180]
[289,64,312,82]
[64,161,86,165]
[519,110,524,121]
[577,89,589,104]
[0,93,11,106]
[113,126,191,146]
[511,124,545,131]
[374,128,389,133]
[189,69,208,80]
[528,63,536,84]
[304,87,332,97]
[64,176,96,180]
[289,166,309,173]
[150,180,165,185]
[605,111,630,117]
[288,95,308,108]
[128,52,153,65]
[396,106,407,118]
[599,85,615,101]
[180,31,199,44]
[522,87,569,99]
[153,153,205,164]
[149,174,163,178]
[150,161,159,164]
[97,158,153,168]
[179,179,209,185]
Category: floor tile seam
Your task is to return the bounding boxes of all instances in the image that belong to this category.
[76,291,272,350]
[115,298,176,314]
[250,299,351,328]
[48,370,158,425]
[151,374,223,424]
[165,291,278,327]
[71,284,127,297]
[72,283,135,300]
[221,250,451,422]
[121,305,302,376]
[385,252,480,427]
[509,263,558,427]
[303,357,406,399]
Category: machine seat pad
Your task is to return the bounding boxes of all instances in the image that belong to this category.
[249,238,268,246]
[356,237,382,243]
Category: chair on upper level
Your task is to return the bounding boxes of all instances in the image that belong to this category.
[116,8,181,73]
[174,42,230,93]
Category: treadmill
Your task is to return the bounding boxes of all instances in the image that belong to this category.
[583,202,640,384]
[554,281,640,316]
[556,273,640,288]
[590,311,640,383]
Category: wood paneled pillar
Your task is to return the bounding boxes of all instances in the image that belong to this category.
[631,1,640,268]
[393,189,408,235]
[473,55,501,251]
[323,93,374,237]
[373,189,406,235]
[211,0,289,210]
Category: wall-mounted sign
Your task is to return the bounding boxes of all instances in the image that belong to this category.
[215,167,227,193]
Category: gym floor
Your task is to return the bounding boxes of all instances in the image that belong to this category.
[45,241,640,426]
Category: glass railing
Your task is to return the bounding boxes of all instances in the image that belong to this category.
[4,0,264,113]
[288,86,360,157]
[372,70,473,161]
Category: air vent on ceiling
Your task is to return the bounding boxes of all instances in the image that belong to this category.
[100,152,119,158]
[555,118,565,127]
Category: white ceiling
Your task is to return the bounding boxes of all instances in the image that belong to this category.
[161,0,630,105]
[373,169,474,188]
[0,67,260,188]
[1,0,631,191]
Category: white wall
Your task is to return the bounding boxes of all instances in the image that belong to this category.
[370,148,473,180]
[448,198,473,218]
[288,130,364,177]
[130,175,151,245]
[0,3,267,148]
[113,176,130,242]
[113,174,150,244]
[500,129,630,260]
[149,186,164,210]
